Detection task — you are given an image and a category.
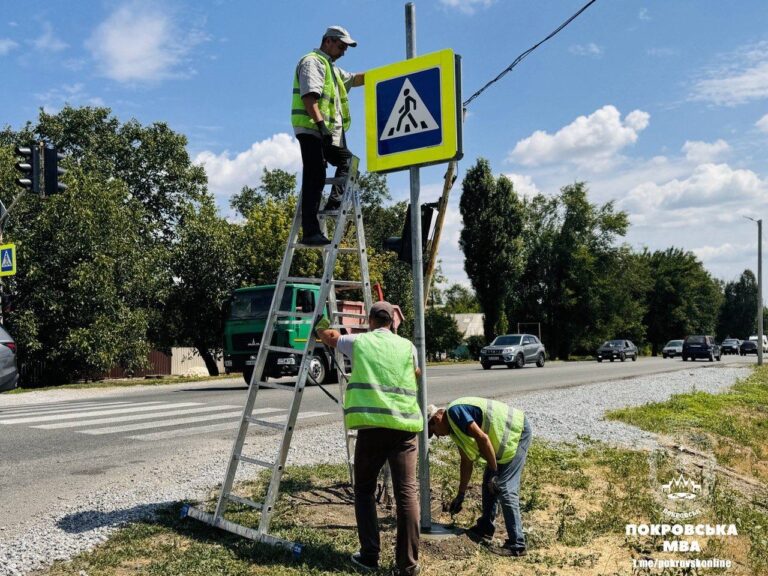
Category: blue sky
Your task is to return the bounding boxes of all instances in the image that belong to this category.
[3,0,768,293]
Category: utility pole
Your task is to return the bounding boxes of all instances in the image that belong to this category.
[745,216,763,366]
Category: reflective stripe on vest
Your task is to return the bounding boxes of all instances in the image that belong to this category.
[343,331,422,432]
[291,51,351,132]
[447,397,525,465]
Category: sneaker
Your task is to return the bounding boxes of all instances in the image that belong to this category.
[350,552,379,572]
[466,523,495,543]
[302,233,331,246]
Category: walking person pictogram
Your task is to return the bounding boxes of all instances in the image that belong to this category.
[380,78,439,141]
[390,89,429,136]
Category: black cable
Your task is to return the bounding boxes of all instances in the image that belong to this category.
[463,0,599,108]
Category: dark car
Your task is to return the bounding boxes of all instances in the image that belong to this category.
[682,335,721,362]
[0,325,18,392]
[596,339,638,362]
[740,340,758,356]
[721,338,741,355]
[480,333,546,369]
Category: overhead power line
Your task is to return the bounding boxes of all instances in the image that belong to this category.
[463,0,599,108]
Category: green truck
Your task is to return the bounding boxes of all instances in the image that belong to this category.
[223,283,367,385]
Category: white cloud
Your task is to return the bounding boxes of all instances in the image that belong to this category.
[507,105,650,170]
[646,47,678,58]
[690,40,768,106]
[34,83,104,112]
[621,163,767,215]
[638,8,651,21]
[503,173,541,199]
[194,133,302,200]
[0,38,18,55]
[439,0,494,14]
[681,139,730,163]
[87,0,207,83]
[569,43,603,57]
[32,22,67,52]
[756,113,768,133]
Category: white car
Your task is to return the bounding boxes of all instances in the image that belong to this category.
[662,339,683,358]
[748,335,768,353]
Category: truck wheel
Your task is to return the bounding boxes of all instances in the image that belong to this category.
[308,354,328,385]
[243,366,254,386]
[536,353,545,367]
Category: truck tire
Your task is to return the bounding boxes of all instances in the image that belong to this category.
[308,354,328,386]
[243,366,254,386]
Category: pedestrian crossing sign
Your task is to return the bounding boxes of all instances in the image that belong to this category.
[365,49,462,173]
[0,243,15,277]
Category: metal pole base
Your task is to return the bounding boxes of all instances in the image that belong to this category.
[420,522,460,539]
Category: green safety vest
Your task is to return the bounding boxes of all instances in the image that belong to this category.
[291,50,351,132]
[447,397,525,465]
[343,331,423,432]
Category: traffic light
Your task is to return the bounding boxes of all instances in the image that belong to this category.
[43,146,67,196]
[383,203,437,264]
[14,145,40,194]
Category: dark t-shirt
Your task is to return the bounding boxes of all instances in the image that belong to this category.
[447,404,483,434]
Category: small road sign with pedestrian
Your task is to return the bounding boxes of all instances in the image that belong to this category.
[365,49,462,173]
[0,243,16,277]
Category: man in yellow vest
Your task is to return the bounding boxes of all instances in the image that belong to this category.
[427,398,532,557]
[292,25,365,246]
[316,301,422,576]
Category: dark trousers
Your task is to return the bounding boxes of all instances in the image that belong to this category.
[354,428,419,574]
[296,133,353,237]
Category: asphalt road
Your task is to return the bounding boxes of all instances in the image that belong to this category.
[0,353,753,533]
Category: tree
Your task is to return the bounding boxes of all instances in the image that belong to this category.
[163,199,240,374]
[443,283,480,313]
[424,307,462,361]
[460,159,525,341]
[717,270,758,340]
[643,248,723,354]
[230,168,297,218]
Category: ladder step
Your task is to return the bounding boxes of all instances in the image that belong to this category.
[237,455,276,469]
[267,345,307,355]
[283,277,362,288]
[333,280,363,288]
[245,416,287,430]
[338,247,360,254]
[257,380,297,392]
[334,312,367,319]
[325,177,346,186]
[285,276,322,284]
[227,494,264,510]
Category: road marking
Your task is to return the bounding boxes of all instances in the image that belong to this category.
[32,405,245,429]
[0,402,202,424]
[128,411,332,441]
[79,410,251,435]
[0,401,141,417]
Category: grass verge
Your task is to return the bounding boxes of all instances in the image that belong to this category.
[606,365,768,482]
[37,437,767,576]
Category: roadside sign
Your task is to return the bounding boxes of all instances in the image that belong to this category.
[365,49,462,173]
[0,243,15,277]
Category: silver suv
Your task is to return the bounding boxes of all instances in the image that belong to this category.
[480,333,546,370]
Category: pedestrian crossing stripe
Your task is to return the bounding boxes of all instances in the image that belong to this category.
[380,78,439,141]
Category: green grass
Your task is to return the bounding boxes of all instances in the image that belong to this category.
[605,366,768,473]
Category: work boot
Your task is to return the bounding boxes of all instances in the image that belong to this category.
[302,232,331,246]
[489,539,527,557]
[465,519,495,543]
[350,552,379,572]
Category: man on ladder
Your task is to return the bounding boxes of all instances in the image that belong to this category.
[292,25,365,246]
[316,301,422,576]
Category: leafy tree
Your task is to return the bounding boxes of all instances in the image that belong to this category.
[460,159,525,341]
[443,283,480,313]
[424,307,462,361]
[230,168,297,217]
[717,270,758,340]
[163,199,240,374]
[643,247,723,354]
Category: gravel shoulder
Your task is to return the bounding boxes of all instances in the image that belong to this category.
[0,365,751,575]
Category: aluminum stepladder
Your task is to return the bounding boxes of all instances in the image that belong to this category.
[183,156,372,552]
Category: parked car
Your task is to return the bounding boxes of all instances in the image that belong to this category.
[596,340,638,362]
[682,335,721,362]
[720,338,741,355]
[740,339,758,356]
[0,325,18,392]
[480,334,546,369]
[662,339,683,358]
[748,335,768,353]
